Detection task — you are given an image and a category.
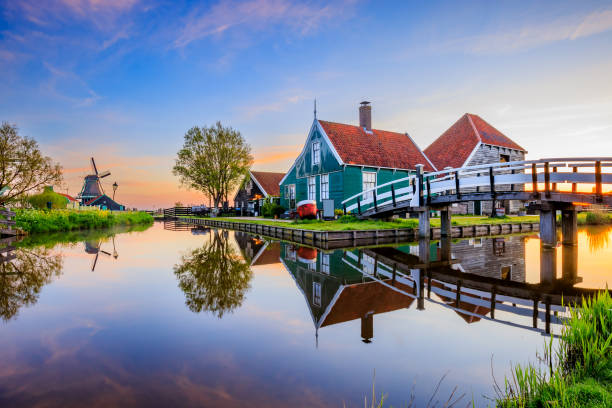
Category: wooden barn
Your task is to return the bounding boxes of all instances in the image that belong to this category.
[279,102,435,211]
[234,170,285,216]
[424,114,526,215]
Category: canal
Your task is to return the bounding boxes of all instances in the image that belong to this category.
[0,221,610,407]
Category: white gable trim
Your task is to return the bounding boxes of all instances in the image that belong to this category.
[278,119,345,186]
[405,132,437,172]
[461,141,482,167]
[315,120,345,166]
[250,171,269,197]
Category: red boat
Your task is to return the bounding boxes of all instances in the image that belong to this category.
[296,200,317,219]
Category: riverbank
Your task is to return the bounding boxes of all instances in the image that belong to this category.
[497,290,612,407]
[15,209,153,234]
[179,214,540,231]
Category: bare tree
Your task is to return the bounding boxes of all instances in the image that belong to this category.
[173,122,253,209]
[0,122,63,205]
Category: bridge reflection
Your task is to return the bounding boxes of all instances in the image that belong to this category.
[262,233,608,342]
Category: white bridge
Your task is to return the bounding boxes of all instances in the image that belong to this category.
[340,157,612,246]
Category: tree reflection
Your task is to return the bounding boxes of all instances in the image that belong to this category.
[174,230,252,318]
[0,246,63,322]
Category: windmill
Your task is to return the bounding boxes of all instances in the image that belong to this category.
[85,236,118,272]
[78,157,111,204]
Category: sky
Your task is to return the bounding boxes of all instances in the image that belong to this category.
[1,0,611,209]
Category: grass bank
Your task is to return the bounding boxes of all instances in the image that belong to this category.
[496,291,612,407]
[576,211,612,226]
[15,209,154,234]
[178,214,540,231]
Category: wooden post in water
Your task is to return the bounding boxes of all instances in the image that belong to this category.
[440,208,451,237]
[561,208,577,246]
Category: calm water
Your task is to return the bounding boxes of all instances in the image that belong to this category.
[0,222,611,407]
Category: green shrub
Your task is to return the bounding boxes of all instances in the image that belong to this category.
[585,211,610,225]
[15,209,153,234]
[27,186,67,209]
[261,201,285,218]
[339,215,358,223]
[334,209,344,217]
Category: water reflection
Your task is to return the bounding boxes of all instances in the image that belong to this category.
[585,225,612,253]
[275,234,608,341]
[0,246,63,321]
[174,229,252,318]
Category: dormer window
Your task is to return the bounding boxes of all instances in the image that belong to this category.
[312,142,321,165]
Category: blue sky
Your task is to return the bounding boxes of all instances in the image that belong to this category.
[1,0,612,208]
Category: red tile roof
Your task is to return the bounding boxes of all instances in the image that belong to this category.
[251,171,284,196]
[57,192,77,202]
[424,113,525,170]
[318,120,435,171]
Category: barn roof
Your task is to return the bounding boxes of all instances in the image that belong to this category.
[250,171,284,197]
[318,120,436,171]
[424,113,526,170]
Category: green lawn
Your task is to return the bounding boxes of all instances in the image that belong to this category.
[179,214,540,231]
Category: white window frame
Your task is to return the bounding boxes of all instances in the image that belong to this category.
[312,142,321,165]
[320,174,329,200]
[312,282,321,306]
[308,176,317,201]
[362,171,377,200]
[285,184,296,208]
[321,253,330,274]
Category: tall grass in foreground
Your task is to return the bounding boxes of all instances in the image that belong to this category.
[15,209,154,234]
[496,291,612,407]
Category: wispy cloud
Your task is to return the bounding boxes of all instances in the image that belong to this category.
[241,93,309,118]
[42,62,101,107]
[174,0,357,48]
[7,0,141,29]
[445,8,612,54]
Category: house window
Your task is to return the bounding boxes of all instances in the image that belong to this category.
[312,282,321,306]
[500,154,510,163]
[285,184,296,208]
[312,142,321,165]
[501,266,512,280]
[286,245,297,261]
[320,174,329,200]
[321,253,330,274]
[308,176,317,201]
[362,171,377,200]
[361,253,376,275]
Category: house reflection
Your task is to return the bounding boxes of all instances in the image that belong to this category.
[279,234,605,342]
[234,232,281,266]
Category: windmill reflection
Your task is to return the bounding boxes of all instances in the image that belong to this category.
[174,230,252,318]
[0,243,63,322]
[85,236,118,271]
[279,234,607,343]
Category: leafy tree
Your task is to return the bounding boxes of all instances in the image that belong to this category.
[173,122,253,208]
[174,230,252,318]
[0,122,63,205]
[27,186,68,209]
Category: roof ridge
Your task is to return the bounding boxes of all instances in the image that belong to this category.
[466,113,482,142]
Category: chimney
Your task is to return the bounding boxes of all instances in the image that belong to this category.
[359,101,371,131]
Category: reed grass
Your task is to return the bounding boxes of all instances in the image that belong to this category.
[496,290,612,407]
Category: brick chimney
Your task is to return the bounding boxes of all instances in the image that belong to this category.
[359,101,371,131]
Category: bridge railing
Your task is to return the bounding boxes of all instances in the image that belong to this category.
[341,157,612,215]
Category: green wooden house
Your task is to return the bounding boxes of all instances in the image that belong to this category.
[279,102,436,211]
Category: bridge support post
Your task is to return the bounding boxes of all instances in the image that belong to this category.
[418,238,430,265]
[539,208,557,248]
[540,245,557,284]
[561,209,577,246]
[440,236,451,262]
[418,210,430,238]
[440,208,451,237]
